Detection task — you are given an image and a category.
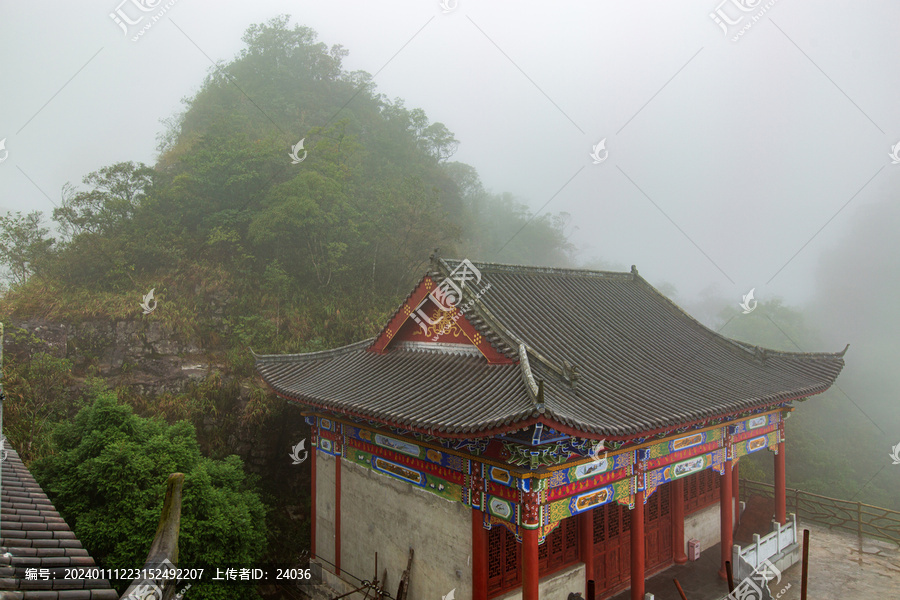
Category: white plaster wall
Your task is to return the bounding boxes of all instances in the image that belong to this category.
[494,563,586,600]
[334,457,473,600]
[316,451,336,568]
[683,502,721,559]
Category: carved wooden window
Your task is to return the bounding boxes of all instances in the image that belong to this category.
[487,516,580,598]
[538,515,579,575]
[487,525,520,597]
[593,503,606,544]
[660,483,671,517]
[684,468,721,514]
[608,503,621,538]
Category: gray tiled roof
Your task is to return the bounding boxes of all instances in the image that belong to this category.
[256,260,846,438]
[0,447,118,600]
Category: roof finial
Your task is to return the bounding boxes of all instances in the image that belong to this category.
[562,359,580,383]
[429,248,441,265]
[631,265,639,277]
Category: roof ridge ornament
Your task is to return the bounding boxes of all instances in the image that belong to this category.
[518,344,540,398]
[631,264,639,277]
[562,359,580,383]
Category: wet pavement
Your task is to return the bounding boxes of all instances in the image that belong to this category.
[608,520,900,600]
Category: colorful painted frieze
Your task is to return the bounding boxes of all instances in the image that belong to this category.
[346,447,463,503]
[545,451,630,490]
[730,411,779,436]
[654,452,713,484]
[734,431,777,458]
[485,495,516,521]
[546,478,632,524]
[646,439,721,472]
[641,428,723,461]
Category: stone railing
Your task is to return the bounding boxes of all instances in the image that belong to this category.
[741,478,900,546]
[732,513,797,581]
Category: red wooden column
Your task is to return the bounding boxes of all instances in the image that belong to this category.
[672,478,687,564]
[630,490,645,600]
[522,527,540,600]
[472,510,488,600]
[310,435,317,559]
[521,489,541,600]
[718,461,733,580]
[775,420,786,525]
[335,447,342,576]
[732,460,741,527]
[579,510,594,587]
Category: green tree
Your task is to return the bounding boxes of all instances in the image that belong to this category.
[55,162,156,239]
[32,383,267,600]
[2,351,72,463]
[0,211,55,286]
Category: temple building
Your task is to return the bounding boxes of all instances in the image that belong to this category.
[255,259,845,600]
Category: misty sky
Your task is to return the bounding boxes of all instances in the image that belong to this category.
[1,0,898,308]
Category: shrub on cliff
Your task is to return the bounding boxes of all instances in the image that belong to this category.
[31,381,267,600]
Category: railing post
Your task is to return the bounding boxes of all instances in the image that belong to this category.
[792,514,797,545]
[857,502,862,539]
[752,533,761,570]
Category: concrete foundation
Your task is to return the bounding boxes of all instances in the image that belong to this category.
[494,563,586,600]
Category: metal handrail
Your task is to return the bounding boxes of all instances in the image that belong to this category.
[740,478,900,545]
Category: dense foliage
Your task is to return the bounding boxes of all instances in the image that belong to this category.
[31,382,267,600]
[0,16,573,354]
[1,345,74,464]
[0,15,575,596]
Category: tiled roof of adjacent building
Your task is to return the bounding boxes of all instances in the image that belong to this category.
[0,446,118,599]
[255,259,846,439]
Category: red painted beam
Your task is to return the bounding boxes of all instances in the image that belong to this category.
[718,462,733,579]
[472,510,488,600]
[522,527,539,600]
[630,490,645,600]
[672,478,687,564]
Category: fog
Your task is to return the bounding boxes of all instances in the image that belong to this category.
[2,1,896,302]
[2,2,899,468]
[2,5,900,592]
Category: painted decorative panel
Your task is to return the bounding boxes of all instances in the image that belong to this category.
[487,496,515,521]
[546,452,632,490]
[545,478,632,524]
[734,431,778,458]
[658,453,711,482]
[346,448,462,502]
[730,411,779,436]
[373,433,421,458]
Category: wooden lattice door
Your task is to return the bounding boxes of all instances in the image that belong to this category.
[592,501,631,595]
[644,482,673,569]
[487,525,520,597]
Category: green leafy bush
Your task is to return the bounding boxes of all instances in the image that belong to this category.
[32,382,267,600]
